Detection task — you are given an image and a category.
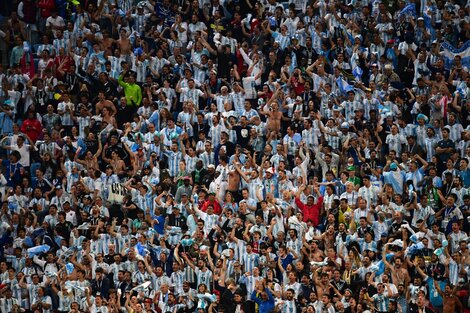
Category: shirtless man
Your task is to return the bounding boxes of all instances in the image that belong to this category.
[117,28,131,56]
[95,91,117,115]
[383,250,411,287]
[313,269,331,299]
[260,102,287,134]
[101,30,116,54]
[307,240,325,262]
[227,159,241,201]
[433,281,463,313]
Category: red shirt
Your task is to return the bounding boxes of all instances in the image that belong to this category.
[201,199,222,215]
[295,196,324,226]
[290,76,305,95]
[37,0,55,18]
[21,118,42,143]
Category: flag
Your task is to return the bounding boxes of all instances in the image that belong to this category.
[135,242,148,257]
[336,77,354,95]
[27,245,51,258]
[441,40,470,70]
[352,66,363,81]
[439,94,449,119]
[131,281,151,292]
[423,13,436,41]
[397,4,416,17]
[66,263,74,275]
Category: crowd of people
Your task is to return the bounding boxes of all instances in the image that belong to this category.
[0,0,469,312]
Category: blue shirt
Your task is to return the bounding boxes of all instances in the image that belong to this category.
[251,288,275,313]
[461,169,470,188]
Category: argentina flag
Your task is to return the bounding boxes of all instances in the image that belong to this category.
[441,40,470,70]
[336,77,354,95]
[397,4,416,17]
[352,66,363,82]
[398,3,416,17]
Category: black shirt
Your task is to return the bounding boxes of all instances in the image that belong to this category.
[232,125,251,148]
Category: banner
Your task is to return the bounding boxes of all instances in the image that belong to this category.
[441,40,470,70]
[107,183,127,203]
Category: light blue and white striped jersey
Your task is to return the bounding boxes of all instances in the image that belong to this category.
[415,125,428,147]
[131,13,149,34]
[184,155,199,173]
[424,136,439,162]
[5,256,24,273]
[147,142,162,159]
[386,133,406,155]
[286,238,303,256]
[195,268,212,290]
[197,210,218,235]
[96,233,114,255]
[29,197,48,210]
[73,54,90,72]
[272,32,290,50]
[134,59,150,83]
[209,124,226,148]
[72,13,89,32]
[57,101,74,126]
[448,123,464,142]
[324,126,341,150]
[180,87,204,107]
[36,44,55,56]
[108,55,126,74]
[239,275,262,300]
[242,108,259,121]
[53,38,68,54]
[231,92,245,115]
[372,293,389,312]
[65,172,80,193]
[183,264,196,283]
[133,270,151,285]
[77,116,91,138]
[113,233,131,253]
[163,150,183,177]
[341,100,361,121]
[57,291,73,312]
[302,127,318,148]
[0,296,19,313]
[241,253,259,273]
[150,56,170,75]
[405,167,425,192]
[281,300,297,313]
[170,270,185,295]
[215,94,231,113]
[358,185,380,208]
[359,238,377,253]
[199,151,215,167]
[362,98,379,120]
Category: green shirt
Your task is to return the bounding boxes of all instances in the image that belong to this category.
[10,46,24,67]
[118,75,142,106]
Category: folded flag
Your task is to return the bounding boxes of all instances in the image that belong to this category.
[27,244,50,258]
